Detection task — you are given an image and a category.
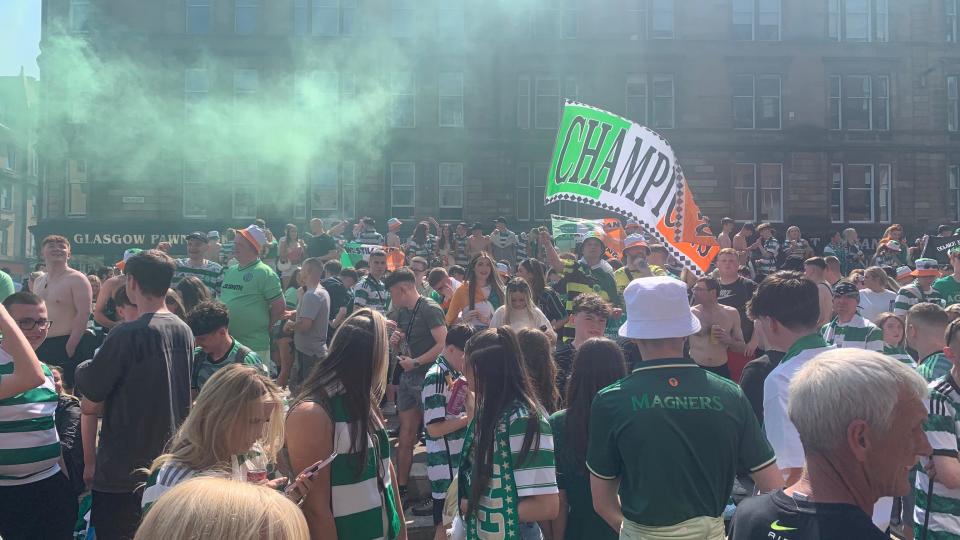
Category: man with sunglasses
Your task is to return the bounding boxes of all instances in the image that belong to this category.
[0,292,78,539]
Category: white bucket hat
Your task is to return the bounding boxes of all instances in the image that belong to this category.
[619,276,701,339]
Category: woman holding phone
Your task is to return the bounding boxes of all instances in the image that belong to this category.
[141,364,311,512]
[285,308,406,540]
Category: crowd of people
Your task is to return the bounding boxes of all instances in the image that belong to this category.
[1,214,960,540]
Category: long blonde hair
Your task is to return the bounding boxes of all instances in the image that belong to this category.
[148,364,285,475]
[865,266,899,292]
[134,476,309,540]
[503,277,540,326]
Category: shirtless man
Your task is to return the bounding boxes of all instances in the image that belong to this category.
[803,257,835,327]
[33,235,93,389]
[733,222,755,267]
[466,222,491,260]
[93,248,142,331]
[717,217,735,249]
[689,276,745,380]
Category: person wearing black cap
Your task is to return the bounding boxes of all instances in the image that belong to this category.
[490,217,519,267]
[820,280,885,352]
[173,232,223,295]
[466,222,491,260]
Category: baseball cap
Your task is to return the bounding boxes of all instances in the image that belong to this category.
[237,225,267,253]
[207,230,220,240]
[115,248,143,270]
[883,240,902,252]
[623,234,649,254]
[495,216,508,224]
[619,276,701,339]
[832,280,860,299]
[496,262,510,276]
[387,218,402,230]
[186,231,209,243]
[896,266,913,281]
[912,258,941,278]
[471,222,484,231]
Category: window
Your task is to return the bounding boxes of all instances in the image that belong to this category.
[2,144,15,171]
[437,0,464,39]
[625,76,647,123]
[732,163,782,222]
[309,161,355,217]
[234,69,259,104]
[561,0,578,39]
[828,75,889,131]
[534,163,548,220]
[626,74,673,128]
[393,0,415,38]
[518,77,531,129]
[950,0,959,42]
[516,164,531,221]
[185,0,210,34]
[651,74,675,129]
[235,0,259,34]
[67,159,87,216]
[296,71,354,110]
[439,163,463,208]
[69,0,91,32]
[831,163,891,223]
[298,0,357,36]
[182,160,208,218]
[391,162,415,210]
[438,72,464,127]
[0,184,11,211]
[829,0,888,42]
[533,77,577,130]
[184,68,208,122]
[733,74,781,129]
[732,0,780,41]
[624,0,673,40]
[233,160,258,219]
[391,72,415,128]
[951,165,960,221]
[950,75,959,132]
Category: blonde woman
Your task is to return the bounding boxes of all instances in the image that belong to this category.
[490,277,557,343]
[874,312,915,367]
[140,364,309,511]
[859,267,898,322]
[781,225,813,261]
[285,309,406,540]
[134,476,309,540]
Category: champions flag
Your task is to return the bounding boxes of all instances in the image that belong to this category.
[545,101,719,274]
[340,243,405,271]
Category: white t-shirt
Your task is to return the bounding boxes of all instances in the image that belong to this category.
[459,286,494,327]
[489,305,551,332]
[858,289,897,324]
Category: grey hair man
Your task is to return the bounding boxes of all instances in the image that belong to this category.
[729,349,931,540]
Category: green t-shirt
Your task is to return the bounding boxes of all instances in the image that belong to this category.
[918,352,953,384]
[220,260,283,351]
[0,270,14,303]
[391,297,446,376]
[934,275,960,307]
[549,409,618,540]
[586,357,775,527]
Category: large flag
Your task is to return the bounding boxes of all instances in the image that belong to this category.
[340,243,405,271]
[545,101,719,274]
[921,234,960,266]
[550,215,625,259]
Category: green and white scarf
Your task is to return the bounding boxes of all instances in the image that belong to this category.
[459,409,522,540]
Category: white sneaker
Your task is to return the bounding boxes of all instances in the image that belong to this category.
[382,402,397,416]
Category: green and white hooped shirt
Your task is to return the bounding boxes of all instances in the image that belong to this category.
[763,334,834,471]
[0,350,60,486]
[916,373,960,536]
[820,314,885,352]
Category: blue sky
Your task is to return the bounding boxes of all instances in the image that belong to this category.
[0,0,41,78]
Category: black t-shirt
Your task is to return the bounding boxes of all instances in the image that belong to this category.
[728,489,887,540]
[554,342,577,394]
[321,276,353,339]
[74,312,193,492]
[307,233,336,259]
[739,351,785,423]
[718,276,757,342]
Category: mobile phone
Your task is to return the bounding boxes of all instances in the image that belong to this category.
[284,452,338,494]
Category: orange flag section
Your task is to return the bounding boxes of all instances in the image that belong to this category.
[656,214,720,274]
[386,249,405,271]
[679,182,718,247]
[601,218,626,259]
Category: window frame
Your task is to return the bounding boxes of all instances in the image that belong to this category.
[828,0,888,42]
[437,0,465,40]
[66,159,88,217]
[69,0,91,33]
[830,162,892,223]
[232,160,259,220]
[438,72,464,128]
[949,0,960,43]
[733,0,781,41]
[391,72,416,128]
[438,162,464,209]
[184,68,209,122]
[950,75,960,132]
[534,163,549,221]
[516,164,532,222]
[950,165,960,222]
[392,0,416,38]
[732,163,783,222]
[625,75,648,124]
[234,0,260,35]
[390,162,416,209]
[829,74,890,131]
[182,159,208,218]
[185,0,211,34]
